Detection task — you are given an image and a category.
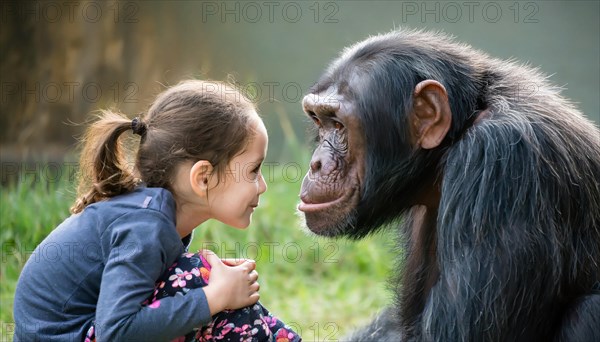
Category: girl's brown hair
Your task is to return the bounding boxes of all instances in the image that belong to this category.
[71,80,256,214]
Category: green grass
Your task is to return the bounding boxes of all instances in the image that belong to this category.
[0,165,396,340]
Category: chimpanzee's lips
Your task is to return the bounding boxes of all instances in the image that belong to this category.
[298,190,354,213]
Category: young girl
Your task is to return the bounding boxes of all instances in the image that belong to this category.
[13,80,301,342]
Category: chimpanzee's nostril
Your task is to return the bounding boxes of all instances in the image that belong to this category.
[310,160,321,173]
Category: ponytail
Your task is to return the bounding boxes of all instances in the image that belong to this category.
[71,80,256,214]
[71,110,141,214]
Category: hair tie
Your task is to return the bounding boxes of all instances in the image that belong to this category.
[131,117,147,136]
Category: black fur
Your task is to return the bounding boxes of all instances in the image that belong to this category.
[311,29,600,341]
[344,308,403,341]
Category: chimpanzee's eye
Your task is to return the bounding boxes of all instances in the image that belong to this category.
[307,111,321,127]
[313,117,322,127]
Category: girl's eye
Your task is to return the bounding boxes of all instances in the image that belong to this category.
[334,121,344,130]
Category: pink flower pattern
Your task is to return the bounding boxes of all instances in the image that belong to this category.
[84,251,300,342]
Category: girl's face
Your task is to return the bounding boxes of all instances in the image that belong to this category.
[207,115,268,228]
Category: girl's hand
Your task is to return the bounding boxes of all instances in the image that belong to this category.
[200,250,260,315]
[220,258,250,266]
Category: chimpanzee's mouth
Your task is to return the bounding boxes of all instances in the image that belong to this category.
[297,189,355,213]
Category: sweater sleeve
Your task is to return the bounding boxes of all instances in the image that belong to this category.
[94,209,211,341]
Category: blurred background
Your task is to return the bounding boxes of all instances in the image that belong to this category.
[1,0,598,340]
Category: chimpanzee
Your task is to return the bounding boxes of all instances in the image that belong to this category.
[297,29,600,341]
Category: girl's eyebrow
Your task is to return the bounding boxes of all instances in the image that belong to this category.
[249,158,263,169]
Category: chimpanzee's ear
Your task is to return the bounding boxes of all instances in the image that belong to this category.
[411,80,452,149]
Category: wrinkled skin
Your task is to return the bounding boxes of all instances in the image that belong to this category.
[298,88,366,237]
[296,29,600,341]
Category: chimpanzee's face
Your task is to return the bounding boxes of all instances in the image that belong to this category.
[298,86,366,237]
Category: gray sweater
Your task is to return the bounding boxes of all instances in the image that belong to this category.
[13,187,211,341]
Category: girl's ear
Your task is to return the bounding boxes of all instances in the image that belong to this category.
[189,160,214,197]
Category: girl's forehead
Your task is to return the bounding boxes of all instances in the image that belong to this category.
[249,113,268,141]
[236,116,267,158]
[251,126,268,153]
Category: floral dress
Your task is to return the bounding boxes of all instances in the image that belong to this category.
[86,252,301,342]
